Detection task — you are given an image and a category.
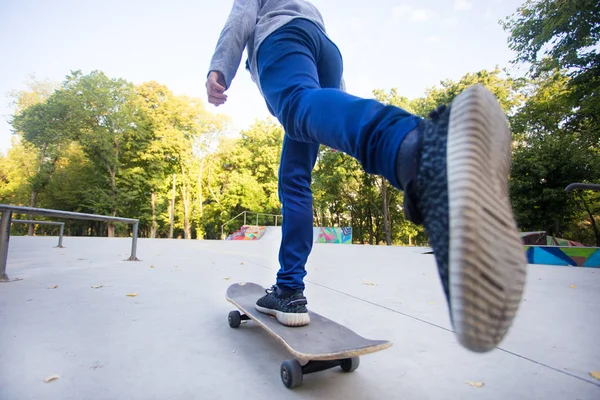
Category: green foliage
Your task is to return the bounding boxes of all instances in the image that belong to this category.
[502,0,599,78]
[503,0,600,245]
[0,141,37,204]
[412,67,525,117]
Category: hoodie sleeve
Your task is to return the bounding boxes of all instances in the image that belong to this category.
[208,0,260,89]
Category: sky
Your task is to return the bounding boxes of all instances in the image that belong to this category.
[0,0,527,155]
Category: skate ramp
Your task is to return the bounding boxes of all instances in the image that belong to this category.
[227,226,352,244]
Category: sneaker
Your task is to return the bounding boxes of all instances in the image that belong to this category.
[397,84,528,352]
[255,285,310,327]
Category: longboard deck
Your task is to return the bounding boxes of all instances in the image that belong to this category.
[226,282,392,361]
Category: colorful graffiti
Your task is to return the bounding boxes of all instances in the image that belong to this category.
[226,225,267,241]
[315,227,352,244]
[521,231,585,247]
[525,246,600,267]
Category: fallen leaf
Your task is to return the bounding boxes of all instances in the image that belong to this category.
[90,285,103,289]
[570,284,576,289]
[240,262,244,265]
[466,381,483,388]
[126,293,138,297]
[363,281,378,286]
[44,374,60,383]
[590,371,600,380]
[150,265,155,269]
[428,301,436,305]
[465,381,484,388]
[48,285,58,289]
[223,277,231,280]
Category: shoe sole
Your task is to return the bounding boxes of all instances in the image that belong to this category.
[447,84,528,352]
[255,305,310,327]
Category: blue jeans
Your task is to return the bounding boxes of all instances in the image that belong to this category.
[257,18,420,290]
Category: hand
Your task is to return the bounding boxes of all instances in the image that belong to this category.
[206,71,228,106]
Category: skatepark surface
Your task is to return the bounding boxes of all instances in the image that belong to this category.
[1,234,599,399]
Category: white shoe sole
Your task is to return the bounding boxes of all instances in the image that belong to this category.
[447,84,528,352]
[255,304,310,327]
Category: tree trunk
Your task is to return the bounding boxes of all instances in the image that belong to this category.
[169,173,176,238]
[381,177,392,246]
[150,192,158,238]
[28,190,39,236]
[28,144,49,236]
[107,140,119,238]
[367,209,374,245]
[107,167,117,238]
[198,160,204,239]
[180,167,191,239]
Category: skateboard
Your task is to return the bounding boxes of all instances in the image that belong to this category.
[226,282,392,388]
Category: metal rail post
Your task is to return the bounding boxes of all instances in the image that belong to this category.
[58,223,64,248]
[129,221,139,261]
[0,210,13,281]
[12,220,65,248]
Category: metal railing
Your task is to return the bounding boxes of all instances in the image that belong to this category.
[566,183,600,192]
[12,220,65,248]
[0,204,140,281]
[220,211,283,239]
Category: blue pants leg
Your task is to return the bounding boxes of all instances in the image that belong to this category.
[257,18,421,290]
[276,137,319,290]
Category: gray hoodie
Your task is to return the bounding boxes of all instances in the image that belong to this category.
[208,0,343,95]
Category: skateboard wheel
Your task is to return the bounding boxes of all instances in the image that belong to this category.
[280,359,303,388]
[228,311,241,328]
[340,357,360,372]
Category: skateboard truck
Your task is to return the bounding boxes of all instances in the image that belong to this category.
[229,310,360,388]
[280,357,360,389]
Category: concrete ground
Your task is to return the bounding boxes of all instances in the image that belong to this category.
[1,235,599,400]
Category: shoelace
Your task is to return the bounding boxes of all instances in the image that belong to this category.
[265,285,276,295]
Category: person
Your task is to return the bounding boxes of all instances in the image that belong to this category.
[206,0,527,353]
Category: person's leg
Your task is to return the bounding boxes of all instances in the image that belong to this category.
[256,18,527,352]
[258,19,420,191]
[255,21,345,327]
[274,25,346,292]
[253,136,318,327]
[275,136,319,291]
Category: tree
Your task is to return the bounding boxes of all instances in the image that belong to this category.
[503,0,599,145]
[372,89,417,245]
[412,67,524,117]
[10,88,75,235]
[0,141,37,205]
[59,70,151,236]
[203,119,283,238]
[509,69,600,245]
[503,0,600,245]
[8,75,60,234]
[8,74,57,114]
[136,81,228,239]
